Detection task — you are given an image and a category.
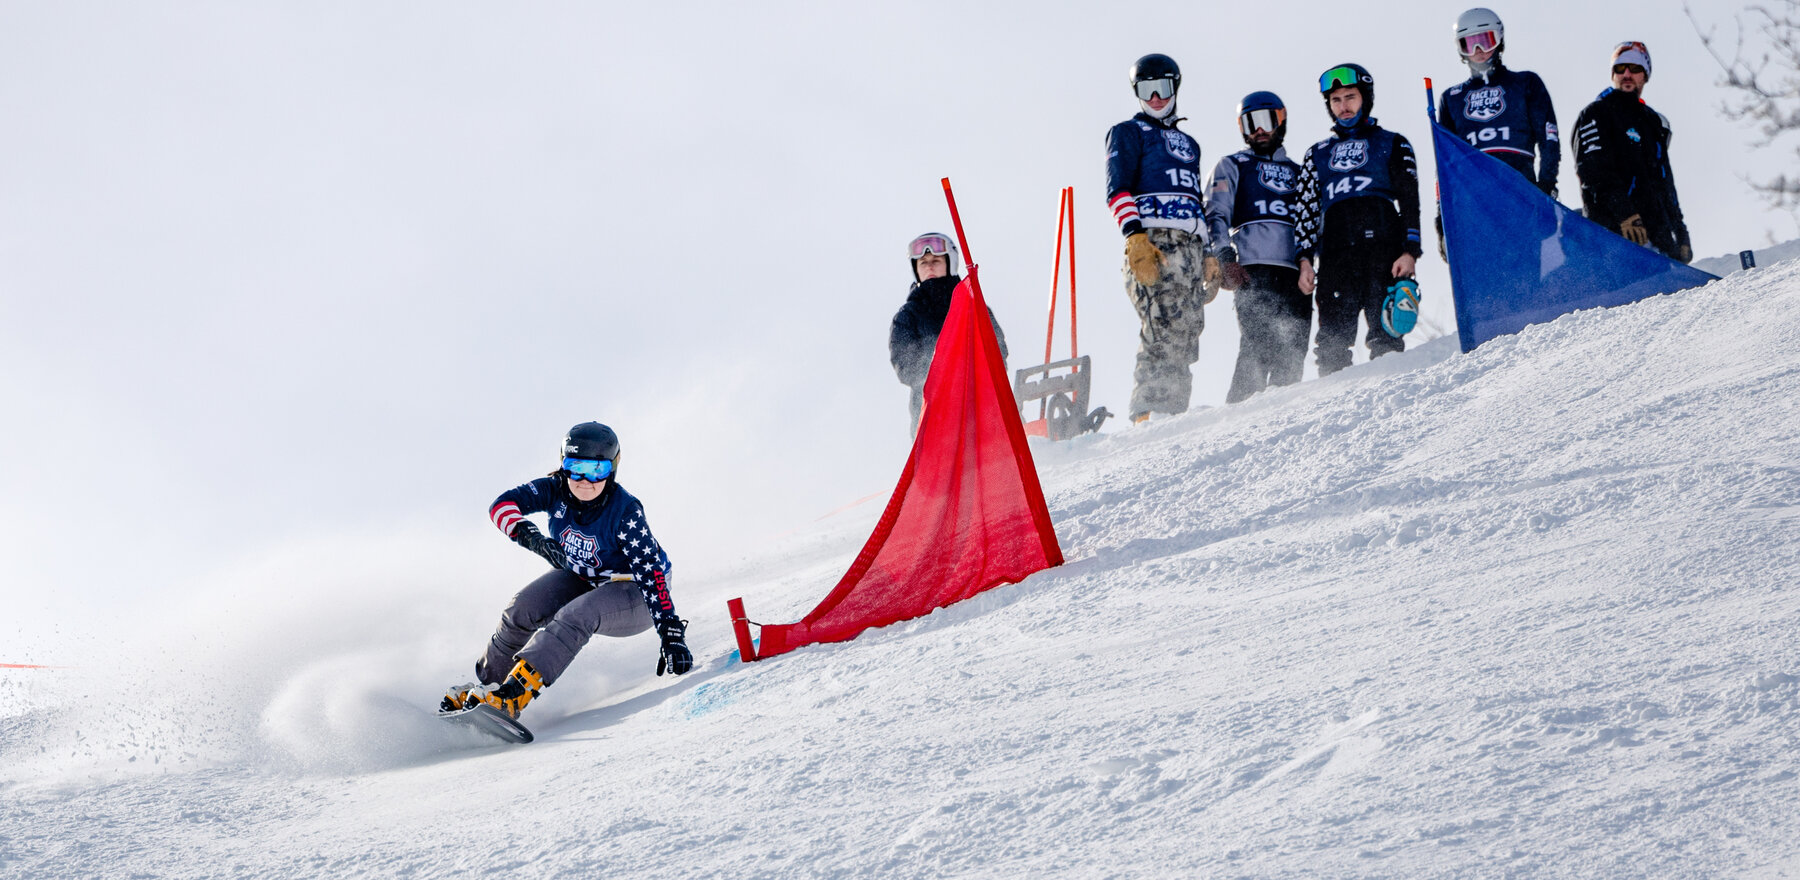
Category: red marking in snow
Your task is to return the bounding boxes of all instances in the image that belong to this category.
[1,663,60,669]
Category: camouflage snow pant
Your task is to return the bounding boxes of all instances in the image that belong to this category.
[479,569,653,687]
[1123,228,1208,418]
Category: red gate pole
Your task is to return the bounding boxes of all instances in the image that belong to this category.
[727,597,757,662]
[941,178,980,291]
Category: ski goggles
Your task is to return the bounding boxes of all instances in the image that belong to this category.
[1134,78,1177,101]
[1457,30,1500,57]
[908,233,955,260]
[1318,66,1367,93]
[1239,107,1286,136]
[561,457,614,482]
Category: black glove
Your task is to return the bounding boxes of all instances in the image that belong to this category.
[511,521,567,569]
[655,618,693,676]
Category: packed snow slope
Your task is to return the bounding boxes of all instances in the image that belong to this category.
[5,262,1800,879]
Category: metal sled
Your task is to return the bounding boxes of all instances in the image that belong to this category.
[1015,355,1111,441]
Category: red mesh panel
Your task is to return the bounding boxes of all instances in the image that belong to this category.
[753,271,1063,659]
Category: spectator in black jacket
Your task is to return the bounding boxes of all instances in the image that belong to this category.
[889,232,1009,436]
[1574,41,1693,263]
[1294,64,1423,376]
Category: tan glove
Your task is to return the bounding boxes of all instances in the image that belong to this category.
[1676,243,1693,264]
[1125,232,1164,286]
[1201,255,1222,304]
[1619,214,1650,246]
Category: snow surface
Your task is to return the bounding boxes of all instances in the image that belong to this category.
[1697,239,1800,278]
[4,262,1800,878]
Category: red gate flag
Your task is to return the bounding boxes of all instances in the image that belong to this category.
[729,266,1064,661]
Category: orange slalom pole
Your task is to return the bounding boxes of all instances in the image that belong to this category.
[1044,187,1067,367]
[1066,187,1079,363]
[1040,188,1069,419]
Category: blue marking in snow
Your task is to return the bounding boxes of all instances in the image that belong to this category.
[681,682,734,719]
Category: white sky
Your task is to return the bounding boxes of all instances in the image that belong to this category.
[0,1,1787,636]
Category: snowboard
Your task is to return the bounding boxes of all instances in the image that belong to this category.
[438,701,534,744]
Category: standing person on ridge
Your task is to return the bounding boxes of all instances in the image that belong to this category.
[1573,41,1692,263]
[889,232,1009,437]
[1206,91,1309,403]
[1105,53,1221,424]
[1436,7,1561,260]
[1293,63,1423,376]
[441,422,693,722]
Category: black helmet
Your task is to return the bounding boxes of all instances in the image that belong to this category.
[1130,53,1181,88]
[1318,63,1375,128]
[1130,53,1181,119]
[561,421,620,469]
[1236,90,1287,150]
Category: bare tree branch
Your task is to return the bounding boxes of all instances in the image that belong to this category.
[1688,1,1800,213]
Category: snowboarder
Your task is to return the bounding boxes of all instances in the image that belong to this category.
[1205,91,1309,403]
[1436,7,1561,260]
[1573,41,1693,263]
[1294,63,1423,376]
[889,232,1008,437]
[1106,53,1220,423]
[442,422,692,722]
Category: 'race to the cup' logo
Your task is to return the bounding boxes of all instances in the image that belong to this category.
[1257,162,1295,194]
[1161,130,1197,163]
[1463,86,1506,122]
[1328,139,1369,172]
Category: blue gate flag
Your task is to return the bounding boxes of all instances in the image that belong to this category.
[1432,120,1716,353]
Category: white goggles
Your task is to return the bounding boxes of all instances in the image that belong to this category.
[1458,30,1500,57]
[1134,78,1177,101]
[1239,108,1285,136]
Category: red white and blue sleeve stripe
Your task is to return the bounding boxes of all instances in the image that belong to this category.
[489,478,555,538]
[490,501,524,537]
[1109,192,1143,237]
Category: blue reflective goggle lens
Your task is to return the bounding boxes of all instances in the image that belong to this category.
[1134,78,1176,101]
[562,457,614,481]
[1319,66,1361,93]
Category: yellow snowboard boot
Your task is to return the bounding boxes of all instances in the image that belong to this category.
[474,659,544,719]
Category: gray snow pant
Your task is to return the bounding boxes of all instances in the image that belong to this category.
[1123,228,1208,418]
[1225,265,1310,404]
[479,569,653,687]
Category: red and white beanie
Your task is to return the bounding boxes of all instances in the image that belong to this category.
[1612,41,1651,79]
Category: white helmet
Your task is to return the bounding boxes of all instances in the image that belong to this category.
[907,232,961,281]
[1455,8,1505,74]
